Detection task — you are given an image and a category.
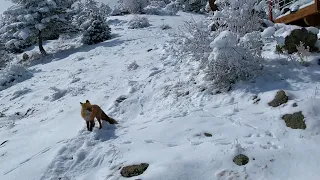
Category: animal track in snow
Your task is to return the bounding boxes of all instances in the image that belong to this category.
[137,126,147,130]
[260,141,280,150]
[148,69,162,78]
[122,141,132,144]
[44,87,68,101]
[190,141,203,146]
[142,120,152,124]
[0,140,8,147]
[244,130,275,139]
[167,144,178,147]
[244,141,255,145]
[243,131,280,149]
[3,145,54,176]
[10,88,32,100]
[144,140,155,144]
[215,169,248,180]
[115,95,127,104]
[39,128,118,180]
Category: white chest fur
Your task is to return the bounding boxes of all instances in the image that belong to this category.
[83,110,92,121]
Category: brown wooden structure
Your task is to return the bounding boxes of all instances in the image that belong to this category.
[209,0,218,11]
[270,0,320,26]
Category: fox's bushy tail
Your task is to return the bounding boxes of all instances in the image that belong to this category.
[101,111,118,124]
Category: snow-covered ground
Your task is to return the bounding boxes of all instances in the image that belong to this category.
[1,10,320,180]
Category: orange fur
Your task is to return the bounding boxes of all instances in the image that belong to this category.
[80,100,118,131]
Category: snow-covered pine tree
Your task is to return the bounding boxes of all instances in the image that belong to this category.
[176,0,208,13]
[73,0,111,45]
[100,3,112,16]
[121,0,149,14]
[72,0,111,27]
[0,0,77,55]
[81,13,111,45]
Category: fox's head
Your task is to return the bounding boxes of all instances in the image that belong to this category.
[80,100,91,109]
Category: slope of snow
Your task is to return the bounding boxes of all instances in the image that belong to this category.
[1,11,320,180]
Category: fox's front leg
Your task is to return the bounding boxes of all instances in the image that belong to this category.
[88,108,97,122]
[86,121,90,131]
[90,121,95,131]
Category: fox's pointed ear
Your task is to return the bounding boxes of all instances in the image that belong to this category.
[86,100,89,103]
[80,102,83,105]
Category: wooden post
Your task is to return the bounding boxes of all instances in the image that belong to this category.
[315,0,320,12]
[38,30,47,56]
[209,0,218,11]
[268,0,273,21]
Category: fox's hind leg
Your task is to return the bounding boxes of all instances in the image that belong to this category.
[96,116,102,129]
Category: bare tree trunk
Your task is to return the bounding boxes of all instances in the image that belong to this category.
[38,30,47,56]
[209,0,218,11]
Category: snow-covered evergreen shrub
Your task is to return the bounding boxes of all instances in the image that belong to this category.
[72,0,111,27]
[72,0,112,45]
[212,0,264,36]
[0,63,33,91]
[0,42,13,69]
[143,0,179,15]
[110,2,130,16]
[163,1,180,15]
[122,0,149,14]
[143,1,167,15]
[128,15,150,29]
[204,31,263,90]
[115,0,177,15]
[100,3,112,16]
[177,0,208,13]
[82,15,111,45]
[0,49,13,70]
[110,6,123,16]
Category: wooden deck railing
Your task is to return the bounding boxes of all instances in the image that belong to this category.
[269,0,320,25]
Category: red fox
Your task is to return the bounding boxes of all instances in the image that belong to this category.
[80,100,118,131]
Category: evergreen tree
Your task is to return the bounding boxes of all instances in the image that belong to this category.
[0,0,77,55]
[73,0,112,45]
[82,14,111,45]
[176,0,207,13]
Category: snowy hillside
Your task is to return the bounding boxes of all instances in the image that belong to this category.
[1,3,320,180]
